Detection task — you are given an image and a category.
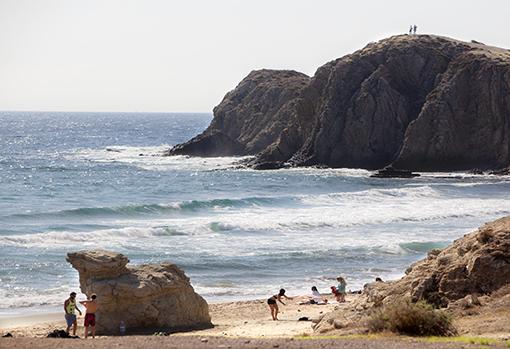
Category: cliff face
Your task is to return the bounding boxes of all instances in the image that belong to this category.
[169,35,510,171]
[169,69,310,157]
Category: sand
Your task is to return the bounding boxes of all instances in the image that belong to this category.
[2,294,509,349]
[0,294,343,338]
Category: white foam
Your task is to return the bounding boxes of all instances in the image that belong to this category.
[1,190,508,251]
[65,145,250,171]
[0,284,72,310]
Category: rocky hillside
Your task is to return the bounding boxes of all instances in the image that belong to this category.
[168,35,510,171]
[357,215,510,309]
[313,216,510,335]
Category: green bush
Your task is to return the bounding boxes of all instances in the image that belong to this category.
[367,300,457,336]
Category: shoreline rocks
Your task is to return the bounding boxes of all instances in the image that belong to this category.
[168,35,510,172]
[357,216,510,309]
[66,250,211,335]
[370,166,420,178]
[313,216,510,334]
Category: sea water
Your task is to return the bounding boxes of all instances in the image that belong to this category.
[1,111,509,315]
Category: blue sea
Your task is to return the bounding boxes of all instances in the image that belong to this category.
[1,111,509,315]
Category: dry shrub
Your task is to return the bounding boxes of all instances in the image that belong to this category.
[367,300,456,336]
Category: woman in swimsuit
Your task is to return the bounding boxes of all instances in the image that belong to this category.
[267,288,293,321]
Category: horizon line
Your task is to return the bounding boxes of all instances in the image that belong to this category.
[0,110,213,114]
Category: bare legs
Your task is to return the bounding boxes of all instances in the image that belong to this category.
[269,304,279,320]
[84,325,95,338]
[335,293,346,302]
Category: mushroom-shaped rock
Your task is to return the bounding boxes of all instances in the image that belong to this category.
[66,250,211,334]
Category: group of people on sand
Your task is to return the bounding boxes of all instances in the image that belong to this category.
[64,292,99,338]
[267,276,347,321]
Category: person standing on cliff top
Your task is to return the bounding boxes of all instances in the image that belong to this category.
[409,25,413,35]
[64,292,82,336]
[80,294,99,338]
[413,25,417,34]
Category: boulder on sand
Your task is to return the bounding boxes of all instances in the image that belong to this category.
[66,250,211,335]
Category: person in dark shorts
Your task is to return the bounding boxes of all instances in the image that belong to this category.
[267,288,293,321]
[80,294,98,338]
[64,292,82,336]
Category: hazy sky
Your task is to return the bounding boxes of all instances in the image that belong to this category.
[1,0,509,112]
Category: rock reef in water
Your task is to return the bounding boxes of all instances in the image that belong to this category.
[168,35,510,172]
[66,250,211,334]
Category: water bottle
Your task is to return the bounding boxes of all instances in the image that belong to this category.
[119,320,126,336]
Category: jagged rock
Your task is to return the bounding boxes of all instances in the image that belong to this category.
[167,69,310,158]
[312,216,510,334]
[489,166,510,175]
[355,216,510,309]
[370,166,420,178]
[66,250,211,335]
[170,35,510,172]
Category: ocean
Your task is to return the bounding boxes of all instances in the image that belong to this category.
[1,111,509,315]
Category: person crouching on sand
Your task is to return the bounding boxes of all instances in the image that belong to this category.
[64,292,82,336]
[334,276,347,302]
[80,294,98,338]
[267,288,293,321]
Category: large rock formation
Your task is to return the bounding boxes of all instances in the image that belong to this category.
[66,250,211,334]
[313,216,510,333]
[168,35,510,171]
[360,216,510,308]
[169,69,310,157]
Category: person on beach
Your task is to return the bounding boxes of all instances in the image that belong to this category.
[267,288,293,321]
[297,286,327,305]
[331,276,347,302]
[64,292,82,336]
[310,286,327,304]
[80,294,98,338]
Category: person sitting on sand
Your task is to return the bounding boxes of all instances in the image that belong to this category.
[64,292,82,336]
[80,294,99,338]
[267,288,293,321]
[311,286,327,304]
[299,286,328,305]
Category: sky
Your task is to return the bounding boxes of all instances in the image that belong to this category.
[1,0,509,113]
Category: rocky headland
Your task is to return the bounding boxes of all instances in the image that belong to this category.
[66,250,211,334]
[168,35,510,172]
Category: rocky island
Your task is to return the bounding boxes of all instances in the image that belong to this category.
[169,35,510,172]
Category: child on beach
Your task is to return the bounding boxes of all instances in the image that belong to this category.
[80,294,99,338]
[267,289,293,321]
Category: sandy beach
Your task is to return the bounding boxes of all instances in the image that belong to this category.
[2,293,510,349]
[0,294,342,338]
